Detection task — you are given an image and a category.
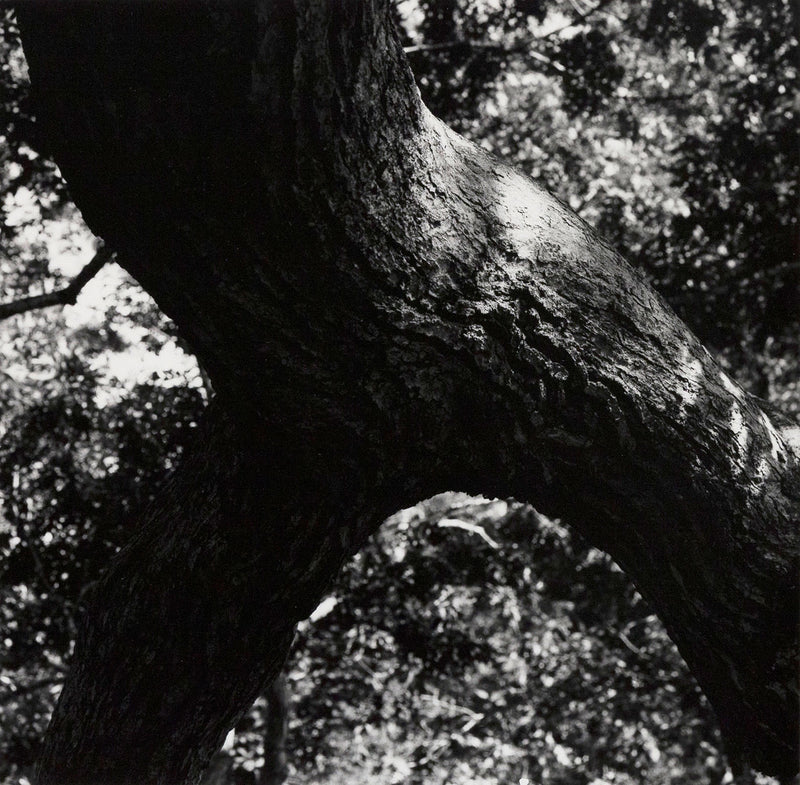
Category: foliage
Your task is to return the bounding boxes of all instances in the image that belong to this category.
[0,10,67,235]
[0,306,205,780]
[281,495,728,785]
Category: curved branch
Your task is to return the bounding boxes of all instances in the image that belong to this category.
[0,244,114,322]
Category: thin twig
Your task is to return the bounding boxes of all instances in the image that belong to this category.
[437,518,500,549]
[618,630,643,655]
[402,0,617,59]
[0,676,65,706]
[0,244,115,322]
[403,40,490,55]
[403,39,566,73]
[538,0,616,39]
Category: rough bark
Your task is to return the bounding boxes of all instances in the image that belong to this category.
[12,1,799,782]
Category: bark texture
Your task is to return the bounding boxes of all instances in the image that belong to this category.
[13,1,800,782]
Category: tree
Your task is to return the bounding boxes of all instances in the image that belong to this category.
[8,1,799,782]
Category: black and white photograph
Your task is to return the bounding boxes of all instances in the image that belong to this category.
[0,2,797,783]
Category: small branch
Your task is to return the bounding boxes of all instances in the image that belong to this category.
[404,40,477,55]
[537,0,616,39]
[0,244,114,322]
[569,184,600,215]
[618,630,643,655]
[404,38,567,74]
[437,517,500,548]
[402,0,617,62]
[617,91,698,104]
[0,676,65,706]
[403,39,567,73]
[567,0,589,16]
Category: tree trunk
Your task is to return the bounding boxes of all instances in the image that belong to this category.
[199,674,287,785]
[13,1,799,782]
[260,674,289,785]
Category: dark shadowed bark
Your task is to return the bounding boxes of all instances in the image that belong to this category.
[13,1,800,782]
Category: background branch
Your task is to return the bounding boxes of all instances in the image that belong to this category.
[539,0,616,39]
[403,39,566,73]
[0,245,114,322]
[0,677,65,707]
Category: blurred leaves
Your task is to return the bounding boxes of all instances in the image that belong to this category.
[278,495,726,785]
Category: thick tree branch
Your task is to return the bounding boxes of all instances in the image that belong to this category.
[0,244,114,322]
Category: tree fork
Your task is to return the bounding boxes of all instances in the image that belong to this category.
[13,0,800,781]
